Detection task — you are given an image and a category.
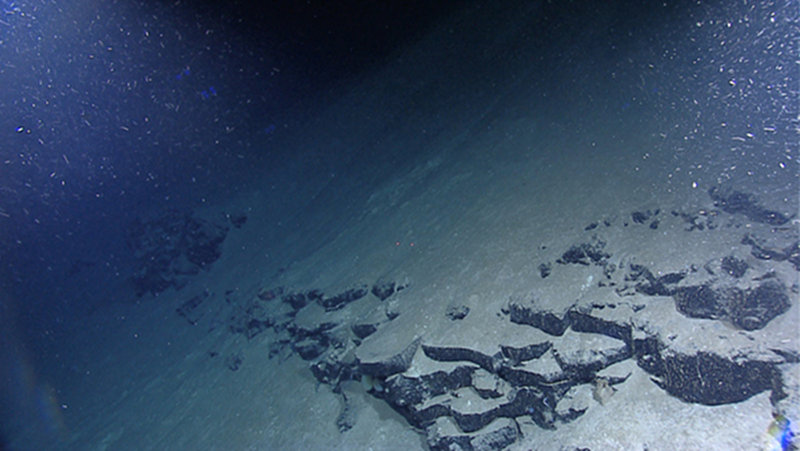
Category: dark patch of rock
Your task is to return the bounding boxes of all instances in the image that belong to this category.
[428,418,520,451]
[500,342,552,366]
[506,298,571,336]
[539,262,552,278]
[445,304,470,320]
[653,351,780,405]
[372,280,397,300]
[709,186,791,225]
[729,279,791,331]
[556,237,610,266]
[631,209,659,224]
[319,285,369,311]
[225,353,242,371]
[742,234,800,271]
[423,345,499,372]
[627,264,685,296]
[311,358,359,387]
[359,337,421,378]
[293,337,329,360]
[282,292,308,310]
[335,393,357,432]
[568,307,632,343]
[672,279,790,330]
[227,213,248,228]
[351,323,378,339]
[721,256,749,278]
[127,210,229,297]
[673,285,730,320]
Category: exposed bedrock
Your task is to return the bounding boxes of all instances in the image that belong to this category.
[358,337,422,378]
[426,417,520,451]
[506,297,794,407]
[708,186,792,226]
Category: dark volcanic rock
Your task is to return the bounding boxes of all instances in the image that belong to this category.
[282,292,308,310]
[293,336,329,360]
[557,237,610,266]
[500,342,552,366]
[371,280,397,301]
[227,213,248,228]
[359,337,421,378]
[721,256,749,278]
[539,262,552,278]
[742,234,800,271]
[628,263,685,296]
[384,366,476,410]
[654,351,780,405]
[310,357,359,387]
[553,338,631,382]
[631,209,659,225]
[319,285,369,311]
[709,186,791,225]
[672,279,790,331]
[127,210,229,297]
[452,387,555,432]
[568,307,632,343]
[507,299,571,336]
[445,304,470,320]
[428,418,520,451]
[351,323,379,339]
[422,345,499,372]
[729,279,791,331]
[673,285,730,320]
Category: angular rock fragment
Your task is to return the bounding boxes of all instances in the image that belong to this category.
[427,418,520,451]
[729,279,791,330]
[721,255,749,278]
[310,357,359,387]
[293,336,329,360]
[506,298,571,336]
[555,384,591,421]
[422,345,499,372]
[445,304,470,320]
[371,280,397,301]
[552,335,630,382]
[471,369,509,399]
[358,337,421,378]
[568,304,632,343]
[672,279,790,331]
[742,234,800,271]
[319,285,369,311]
[282,292,308,310]
[498,352,568,386]
[351,323,378,339]
[627,263,684,296]
[500,342,552,366]
[556,237,610,266]
[451,386,555,432]
[539,262,552,278]
[335,393,357,432]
